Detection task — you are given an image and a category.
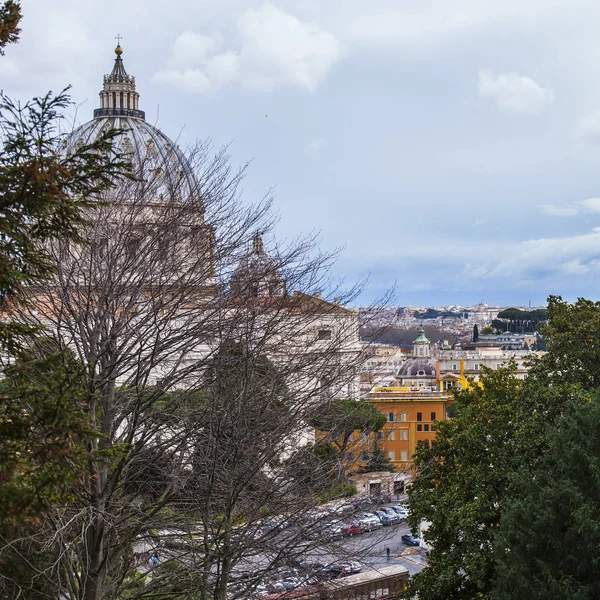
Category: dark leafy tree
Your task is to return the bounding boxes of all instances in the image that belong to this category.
[311,398,387,477]
[494,394,600,600]
[0,90,127,309]
[0,0,20,54]
[360,441,395,473]
[407,364,583,600]
[531,295,600,388]
[472,324,479,341]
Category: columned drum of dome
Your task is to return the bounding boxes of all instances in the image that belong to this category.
[68,45,200,205]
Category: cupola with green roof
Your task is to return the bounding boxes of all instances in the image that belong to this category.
[413,326,431,358]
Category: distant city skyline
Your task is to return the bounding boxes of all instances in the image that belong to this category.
[5,1,600,306]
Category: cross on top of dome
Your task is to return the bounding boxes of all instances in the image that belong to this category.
[94,41,145,120]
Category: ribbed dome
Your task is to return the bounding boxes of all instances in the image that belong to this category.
[67,45,200,204]
[397,357,436,378]
[68,117,200,203]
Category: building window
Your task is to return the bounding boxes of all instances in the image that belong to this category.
[431,412,436,421]
[388,451,395,461]
[424,424,430,432]
[417,424,422,432]
[360,431,367,441]
[474,363,480,370]
[376,431,384,440]
[401,430,408,441]
[400,412,407,422]
[347,452,354,460]
[452,363,458,371]
[401,451,408,461]
[387,412,396,422]
[388,431,395,441]
[416,412,422,422]
[318,329,332,340]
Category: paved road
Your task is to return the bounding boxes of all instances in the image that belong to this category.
[297,520,426,577]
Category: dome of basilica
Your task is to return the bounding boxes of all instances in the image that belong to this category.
[397,357,436,378]
[67,45,199,203]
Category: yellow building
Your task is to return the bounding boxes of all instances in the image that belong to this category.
[367,387,453,470]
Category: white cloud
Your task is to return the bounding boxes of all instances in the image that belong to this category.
[577,109,600,143]
[483,229,600,279]
[153,3,344,94]
[540,198,600,217]
[341,0,578,47]
[540,204,579,217]
[477,69,553,114]
[577,198,600,212]
[308,138,325,152]
[472,218,487,227]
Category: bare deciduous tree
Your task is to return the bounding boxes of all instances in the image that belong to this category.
[3,135,394,600]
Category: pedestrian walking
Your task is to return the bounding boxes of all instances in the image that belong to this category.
[152,553,159,567]
[386,547,391,561]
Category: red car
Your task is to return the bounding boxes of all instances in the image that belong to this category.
[341,522,364,536]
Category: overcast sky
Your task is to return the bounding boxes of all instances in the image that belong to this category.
[5,0,600,306]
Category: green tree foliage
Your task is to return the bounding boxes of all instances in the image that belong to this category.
[532,295,600,388]
[407,365,583,600]
[312,398,385,450]
[494,395,600,600]
[286,441,341,498]
[311,398,387,480]
[312,398,386,444]
[407,295,600,600]
[0,338,93,524]
[0,0,20,54]
[0,90,127,309]
[491,318,508,333]
[360,442,395,473]
[480,326,494,335]
[497,307,548,321]
[0,89,127,531]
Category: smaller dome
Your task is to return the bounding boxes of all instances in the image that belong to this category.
[397,357,436,378]
[230,234,286,298]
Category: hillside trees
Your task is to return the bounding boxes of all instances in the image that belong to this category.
[494,395,600,600]
[407,365,587,600]
[407,295,600,600]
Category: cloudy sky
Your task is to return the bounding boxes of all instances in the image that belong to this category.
[5,0,600,306]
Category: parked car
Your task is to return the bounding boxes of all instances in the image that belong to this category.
[320,564,348,579]
[343,561,363,574]
[281,577,304,591]
[380,507,401,524]
[299,561,325,574]
[341,522,364,536]
[323,520,344,540]
[356,513,383,531]
[390,505,409,520]
[374,510,393,526]
[401,533,421,547]
[350,497,371,510]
